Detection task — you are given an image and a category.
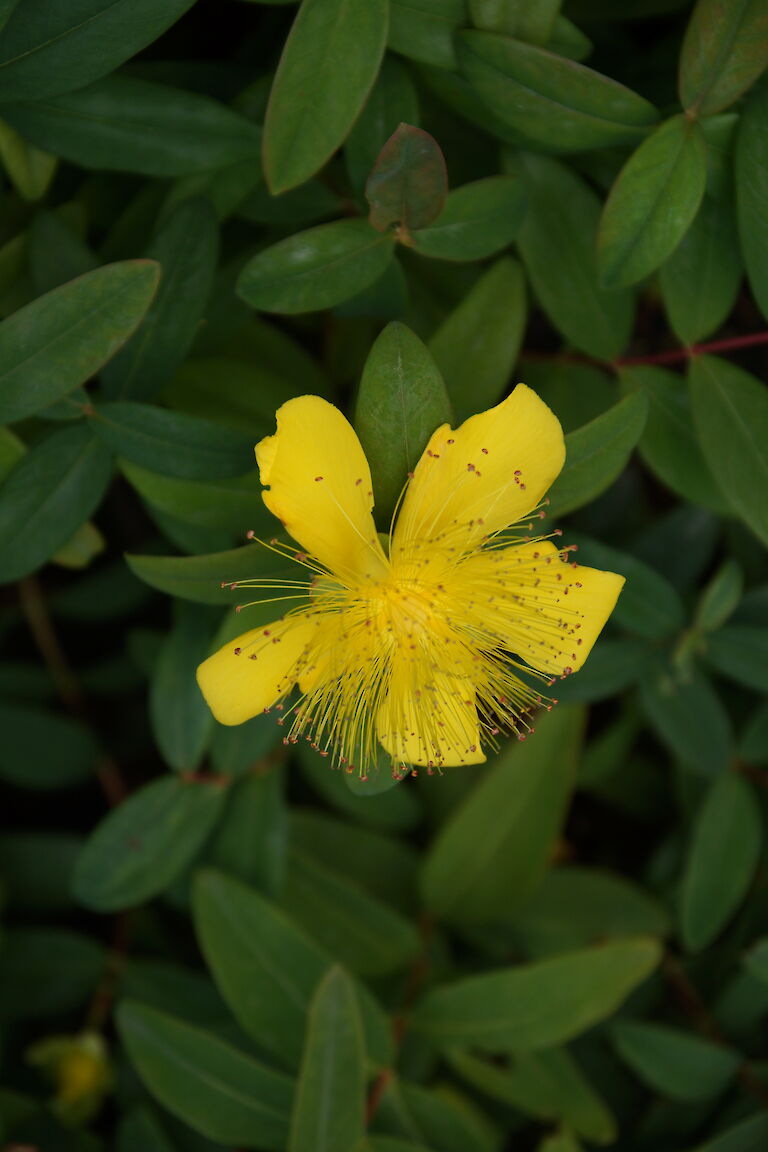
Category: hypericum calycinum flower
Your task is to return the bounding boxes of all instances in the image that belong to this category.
[197,385,623,777]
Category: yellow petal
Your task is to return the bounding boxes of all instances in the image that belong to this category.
[393,384,565,554]
[197,614,318,725]
[256,396,387,584]
[460,540,624,676]
[377,658,485,768]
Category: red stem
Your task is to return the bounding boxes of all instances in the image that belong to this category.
[616,330,768,367]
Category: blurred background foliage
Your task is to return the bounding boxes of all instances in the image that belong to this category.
[1,0,768,1150]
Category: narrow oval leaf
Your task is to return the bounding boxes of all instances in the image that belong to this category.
[366,123,447,233]
[516,154,633,361]
[388,0,465,70]
[429,257,526,422]
[0,261,159,424]
[92,403,255,480]
[0,702,97,790]
[117,1107,175,1152]
[0,424,113,584]
[681,772,762,951]
[73,777,227,911]
[546,391,648,518]
[597,115,707,289]
[116,1001,292,1150]
[641,662,733,776]
[346,56,420,194]
[125,545,293,606]
[412,938,662,1052]
[421,707,583,925]
[237,219,396,313]
[264,0,388,194]
[28,209,98,296]
[355,321,453,523]
[690,1114,768,1152]
[611,1020,739,1101]
[0,1,196,101]
[150,602,220,773]
[688,355,768,547]
[4,76,261,178]
[679,0,768,116]
[736,80,768,320]
[705,626,768,693]
[457,30,658,152]
[695,561,744,633]
[289,967,366,1152]
[411,175,526,260]
[102,199,218,401]
[0,928,104,1018]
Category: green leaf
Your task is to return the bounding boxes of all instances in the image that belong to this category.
[641,663,733,776]
[690,1113,768,1152]
[736,80,768,320]
[552,638,653,704]
[28,209,98,295]
[621,365,729,513]
[412,938,661,1052]
[0,117,56,201]
[679,0,768,116]
[695,560,743,632]
[0,260,159,424]
[597,115,707,289]
[73,777,227,911]
[297,742,421,833]
[449,1046,615,1145]
[390,1081,499,1152]
[388,0,465,69]
[611,1020,739,1101]
[3,76,261,177]
[410,175,526,260]
[346,56,419,194]
[125,544,292,606]
[117,1107,175,1152]
[0,1,196,101]
[366,123,448,233]
[458,30,658,152]
[516,154,633,361]
[116,1001,292,1150]
[509,866,671,958]
[163,356,294,434]
[237,218,395,313]
[470,0,561,43]
[546,391,648,518]
[150,602,219,773]
[705,626,768,694]
[688,356,768,547]
[206,771,286,896]
[659,191,742,344]
[740,701,768,766]
[102,199,218,401]
[0,832,81,912]
[263,0,387,193]
[429,257,526,422]
[421,706,583,925]
[283,848,420,977]
[0,702,97,790]
[92,403,255,480]
[0,928,104,1018]
[681,771,762,950]
[289,967,365,1152]
[355,321,453,523]
[193,869,392,1070]
[0,424,113,584]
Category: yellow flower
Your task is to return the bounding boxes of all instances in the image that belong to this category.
[197,385,624,776]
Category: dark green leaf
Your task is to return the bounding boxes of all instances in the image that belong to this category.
[0,260,158,424]
[3,76,261,177]
[429,257,526,422]
[0,928,104,1018]
[621,365,729,513]
[206,770,286,897]
[611,1020,739,1101]
[0,702,96,789]
[367,123,447,233]
[297,742,421,833]
[388,0,465,69]
[117,1107,175,1152]
[679,0,768,116]
[0,424,112,584]
[695,560,743,632]
[740,701,768,765]
[355,321,453,522]
[705,626,768,693]
[0,832,81,911]
[346,56,419,194]
[681,771,762,950]
[516,154,633,360]
[150,601,219,773]
[117,1001,292,1150]
[412,938,661,1051]
[546,391,648,518]
[28,209,98,295]
[553,638,653,703]
[0,0,196,101]
[736,80,768,320]
[421,706,583,925]
[73,776,227,911]
[458,30,658,152]
[163,356,294,434]
[125,545,292,606]
[289,967,365,1152]
[410,175,526,260]
[263,0,388,193]
[690,1113,768,1152]
[688,356,768,547]
[102,199,218,401]
[92,403,255,479]
[597,115,707,289]
[641,663,733,776]
[237,219,395,313]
